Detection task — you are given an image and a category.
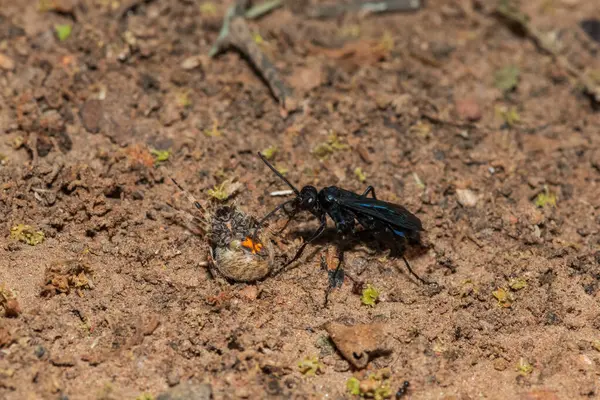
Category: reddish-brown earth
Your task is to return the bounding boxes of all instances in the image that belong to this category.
[0,1,599,399]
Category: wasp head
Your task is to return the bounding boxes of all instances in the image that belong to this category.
[296,185,319,211]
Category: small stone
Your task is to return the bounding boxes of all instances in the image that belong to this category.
[142,315,160,336]
[288,66,325,93]
[132,191,144,200]
[167,370,180,387]
[180,55,203,70]
[0,53,15,71]
[0,327,12,348]
[34,345,46,359]
[239,285,258,301]
[4,299,21,318]
[50,355,76,367]
[456,189,480,207]
[520,390,560,400]
[493,358,508,371]
[159,102,181,126]
[234,387,250,398]
[79,100,104,134]
[455,97,482,121]
[156,382,212,400]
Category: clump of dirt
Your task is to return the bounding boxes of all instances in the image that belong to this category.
[40,259,94,297]
[0,0,599,399]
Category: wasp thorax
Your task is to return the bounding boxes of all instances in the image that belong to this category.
[207,206,302,283]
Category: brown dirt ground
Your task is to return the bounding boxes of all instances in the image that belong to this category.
[1,0,600,399]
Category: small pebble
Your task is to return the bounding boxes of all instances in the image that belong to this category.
[455,97,482,121]
[456,189,479,207]
[493,358,507,371]
[167,370,180,387]
[0,53,15,71]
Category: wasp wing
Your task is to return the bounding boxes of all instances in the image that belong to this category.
[335,196,423,233]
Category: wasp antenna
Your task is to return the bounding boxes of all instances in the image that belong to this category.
[257,152,300,196]
[170,176,203,211]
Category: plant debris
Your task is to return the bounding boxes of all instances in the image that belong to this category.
[150,149,171,164]
[261,145,278,160]
[495,105,520,127]
[494,65,520,92]
[516,357,533,375]
[361,284,380,307]
[509,277,527,290]
[496,1,600,103]
[10,224,45,246]
[346,369,393,399]
[55,24,72,41]
[207,179,243,201]
[325,322,391,369]
[40,260,95,297]
[297,355,324,376]
[0,285,21,318]
[209,1,297,116]
[312,132,349,159]
[492,287,513,307]
[308,0,422,19]
[354,167,367,183]
[534,186,557,208]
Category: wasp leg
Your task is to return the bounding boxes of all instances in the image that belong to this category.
[324,246,345,307]
[284,215,327,268]
[360,186,377,199]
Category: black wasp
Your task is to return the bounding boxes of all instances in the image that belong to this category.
[253,152,431,284]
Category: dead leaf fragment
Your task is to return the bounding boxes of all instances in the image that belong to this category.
[324,322,391,369]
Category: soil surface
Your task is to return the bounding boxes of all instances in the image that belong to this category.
[1,1,600,399]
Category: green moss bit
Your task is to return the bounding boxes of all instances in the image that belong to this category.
[55,24,72,41]
[274,164,288,176]
[534,186,557,208]
[203,120,222,137]
[176,91,192,108]
[516,357,533,375]
[312,132,349,159]
[199,2,217,15]
[346,377,361,395]
[135,394,154,400]
[409,121,432,138]
[372,381,392,400]
[261,145,278,160]
[252,31,264,45]
[150,149,171,164]
[10,225,45,246]
[297,356,324,376]
[495,105,521,126]
[207,182,229,201]
[361,284,380,307]
[348,370,393,399]
[492,287,513,307]
[354,167,367,183]
[494,65,520,92]
[509,277,527,290]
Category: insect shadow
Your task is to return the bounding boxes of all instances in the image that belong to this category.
[252,152,435,286]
